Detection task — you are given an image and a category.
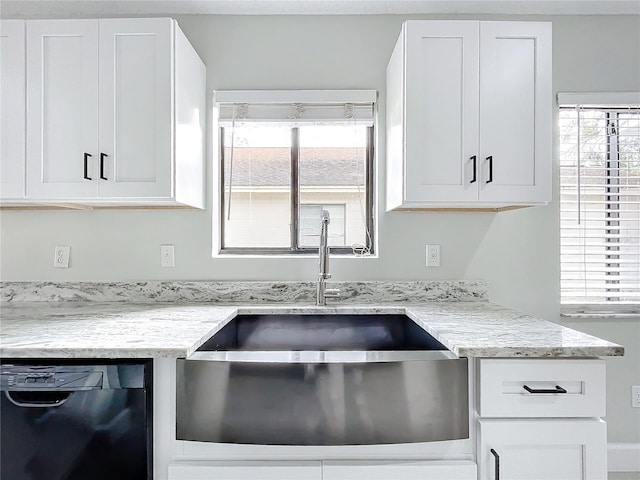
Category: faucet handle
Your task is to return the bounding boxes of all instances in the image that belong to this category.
[324,288,340,298]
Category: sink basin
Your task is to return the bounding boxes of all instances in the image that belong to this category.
[177,312,468,446]
[198,313,448,352]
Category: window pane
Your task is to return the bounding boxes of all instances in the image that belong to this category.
[222,125,291,248]
[298,125,368,249]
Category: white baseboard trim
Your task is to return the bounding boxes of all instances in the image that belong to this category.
[609,443,640,472]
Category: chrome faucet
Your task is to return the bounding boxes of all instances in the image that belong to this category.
[316,210,340,306]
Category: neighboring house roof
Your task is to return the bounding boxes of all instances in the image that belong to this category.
[223,147,365,186]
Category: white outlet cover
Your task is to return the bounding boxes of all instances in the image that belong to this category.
[426,244,440,267]
[53,245,70,268]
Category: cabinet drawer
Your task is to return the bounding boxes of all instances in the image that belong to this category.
[323,460,477,480]
[477,359,605,418]
[168,461,321,480]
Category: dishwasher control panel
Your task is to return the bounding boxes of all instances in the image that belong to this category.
[1,366,104,391]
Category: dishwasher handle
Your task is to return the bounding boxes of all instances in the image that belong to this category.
[5,390,75,408]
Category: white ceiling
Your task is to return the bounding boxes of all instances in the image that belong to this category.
[1,0,639,18]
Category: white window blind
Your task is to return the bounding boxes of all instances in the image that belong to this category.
[215,90,376,127]
[558,94,640,314]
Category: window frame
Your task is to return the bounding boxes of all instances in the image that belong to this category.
[218,125,375,255]
[559,105,640,316]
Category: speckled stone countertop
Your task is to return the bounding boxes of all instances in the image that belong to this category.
[0,300,623,359]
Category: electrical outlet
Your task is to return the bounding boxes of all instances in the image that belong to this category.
[632,386,640,408]
[426,244,440,267]
[161,245,175,267]
[53,246,70,268]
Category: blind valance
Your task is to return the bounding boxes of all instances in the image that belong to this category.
[215,90,376,127]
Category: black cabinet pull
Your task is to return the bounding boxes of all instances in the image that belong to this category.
[490,448,500,480]
[100,153,108,180]
[523,384,567,394]
[470,155,477,183]
[486,155,493,183]
[83,152,92,180]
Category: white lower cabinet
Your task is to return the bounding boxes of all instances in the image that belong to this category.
[168,461,477,480]
[160,358,609,480]
[477,419,607,480]
[476,359,608,480]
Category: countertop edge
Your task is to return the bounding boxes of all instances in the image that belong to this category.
[0,302,626,359]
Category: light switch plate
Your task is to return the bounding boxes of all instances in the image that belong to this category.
[161,245,175,267]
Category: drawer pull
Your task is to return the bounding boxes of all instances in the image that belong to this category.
[490,448,500,480]
[523,384,567,394]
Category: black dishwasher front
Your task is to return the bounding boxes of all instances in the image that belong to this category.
[0,359,152,480]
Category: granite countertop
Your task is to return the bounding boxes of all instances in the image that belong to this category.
[0,300,624,359]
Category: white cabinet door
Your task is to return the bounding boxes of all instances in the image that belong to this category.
[26,20,98,199]
[323,460,477,480]
[97,18,173,199]
[168,462,322,480]
[1,20,26,200]
[404,21,479,203]
[478,21,552,203]
[478,419,607,480]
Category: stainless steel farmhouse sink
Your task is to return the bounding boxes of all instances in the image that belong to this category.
[176,313,468,446]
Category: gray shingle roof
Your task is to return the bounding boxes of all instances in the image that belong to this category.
[223,147,365,187]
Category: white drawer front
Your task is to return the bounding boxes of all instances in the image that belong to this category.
[168,462,321,480]
[323,460,477,480]
[477,359,605,418]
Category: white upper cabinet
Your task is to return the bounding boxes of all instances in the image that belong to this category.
[23,18,205,208]
[386,20,552,211]
[0,20,26,200]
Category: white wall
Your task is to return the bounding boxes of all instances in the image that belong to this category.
[1,13,639,445]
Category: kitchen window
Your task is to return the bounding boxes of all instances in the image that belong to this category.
[216,90,375,255]
[558,93,640,315]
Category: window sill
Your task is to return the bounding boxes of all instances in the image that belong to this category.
[561,306,640,319]
[213,253,379,260]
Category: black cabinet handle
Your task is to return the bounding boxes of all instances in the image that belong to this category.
[470,155,477,184]
[486,155,493,183]
[100,153,108,180]
[490,448,500,480]
[6,391,74,408]
[83,152,92,180]
[523,384,567,394]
